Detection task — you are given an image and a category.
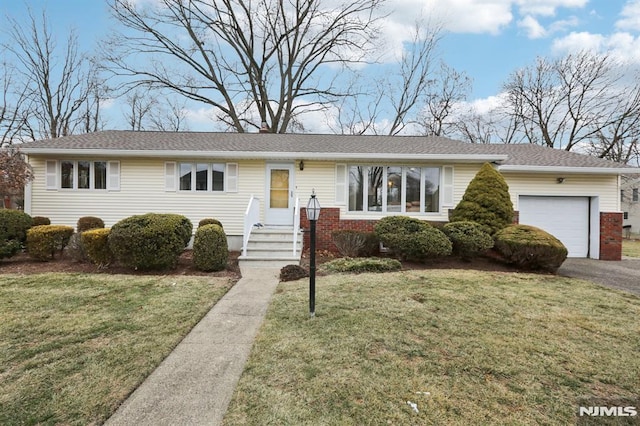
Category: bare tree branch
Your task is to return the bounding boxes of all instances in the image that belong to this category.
[103,0,384,133]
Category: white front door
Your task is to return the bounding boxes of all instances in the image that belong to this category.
[265,163,294,226]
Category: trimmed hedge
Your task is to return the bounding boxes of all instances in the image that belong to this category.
[449,162,514,235]
[443,221,494,260]
[77,216,105,233]
[108,213,193,270]
[192,224,228,272]
[331,230,379,257]
[32,216,51,226]
[0,210,32,259]
[82,228,113,266]
[374,216,452,261]
[494,224,568,272]
[26,225,74,261]
[198,218,223,229]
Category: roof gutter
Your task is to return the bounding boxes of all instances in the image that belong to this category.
[498,165,640,175]
[19,148,508,163]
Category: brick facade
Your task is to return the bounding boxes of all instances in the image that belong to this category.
[599,212,623,261]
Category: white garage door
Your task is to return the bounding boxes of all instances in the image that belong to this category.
[518,196,590,258]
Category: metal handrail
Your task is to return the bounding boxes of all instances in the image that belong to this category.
[242,195,260,257]
[293,197,300,256]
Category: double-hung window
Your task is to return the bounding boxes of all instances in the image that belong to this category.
[347,165,444,213]
[58,160,109,190]
[168,162,237,193]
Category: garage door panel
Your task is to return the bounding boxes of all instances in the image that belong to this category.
[518,196,589,258]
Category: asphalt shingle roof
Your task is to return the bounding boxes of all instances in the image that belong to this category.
[19,130,635,170]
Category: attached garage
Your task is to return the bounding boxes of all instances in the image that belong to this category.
[518,196,592,258]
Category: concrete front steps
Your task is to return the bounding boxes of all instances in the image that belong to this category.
[238,226,303,269]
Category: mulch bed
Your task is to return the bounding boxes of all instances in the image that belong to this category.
[1,249,526,278]
[0,250,242,279]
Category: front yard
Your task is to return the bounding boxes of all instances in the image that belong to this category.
[224,270,640,425]
[622,238,640,257]
[0,273,232,425]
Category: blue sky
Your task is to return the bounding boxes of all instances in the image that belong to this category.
[1,0,639,132]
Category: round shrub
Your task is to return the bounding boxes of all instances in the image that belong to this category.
[494,225,568,272]
[0,210,32,259]
[443,221,494,261]
[321,257,402,274]
[77,216,105,233]
[375,216,452,261]
[108,213,192,270]
[26,225,74,261]
[450,162,514,235]
[32,216,51,226]
[192,224,228,272]
[82,228,113,267]
[198,218,223,229]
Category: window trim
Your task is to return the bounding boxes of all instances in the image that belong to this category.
[50,160,114,191]
[169,161,236,193]
[347,164,446,214]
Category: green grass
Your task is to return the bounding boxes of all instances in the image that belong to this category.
[0,273,231,425]
[622,238,640,258]
[223,270,640,425]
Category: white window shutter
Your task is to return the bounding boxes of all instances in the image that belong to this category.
[107,161,120,191]
[442,166,454,207]
[335,164,347,204]
[165,162,176,191]
[45,160,58,190]
[226,163,238,192]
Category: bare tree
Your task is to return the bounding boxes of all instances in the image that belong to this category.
[124,89,157,131]
[0,147,33,202]
[502,51,633,152]
[149,97,190,132]
[104,0,383,133]
[0,59,30,146]
[3,8,98,140]
[418,62,471,137]
[329,21,467,136]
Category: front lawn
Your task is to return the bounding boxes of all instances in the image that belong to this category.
[622,238,640,258]
[224,270,640,425]
[0,273,231,425]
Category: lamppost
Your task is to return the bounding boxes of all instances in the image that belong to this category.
[306,190,321,318]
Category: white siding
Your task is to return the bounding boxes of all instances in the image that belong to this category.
[504,173,619,212]
[28,157,265,236]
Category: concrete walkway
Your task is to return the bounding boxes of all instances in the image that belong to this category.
[105,267,281,426]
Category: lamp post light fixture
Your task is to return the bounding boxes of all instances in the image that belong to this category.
[306,190,321,317]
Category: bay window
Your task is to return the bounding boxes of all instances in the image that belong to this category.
[348,165,442,213]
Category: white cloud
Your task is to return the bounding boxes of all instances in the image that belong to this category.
[422,0,513,35]
[552,31,640,64]
[518,15,547,38]
[616,0,640,31]
[516,0,587,17]
[551,31,605,53]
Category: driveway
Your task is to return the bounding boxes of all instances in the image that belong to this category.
[558,258,640,296]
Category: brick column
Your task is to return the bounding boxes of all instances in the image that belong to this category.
[599,212,623,261]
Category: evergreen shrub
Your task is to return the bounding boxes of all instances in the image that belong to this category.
[108,213,192,270]
[449,163,514,235]
[494,224,568,272]
[192,224,228,272]
[26,225,74,261]
[443,221,494,260]
[82,228,113,266]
